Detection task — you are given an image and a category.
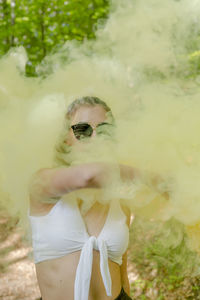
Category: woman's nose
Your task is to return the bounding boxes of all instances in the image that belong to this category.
[91,129,97,138]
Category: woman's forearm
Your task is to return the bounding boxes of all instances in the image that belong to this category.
[29,162,119,202]
[30,162,169,204]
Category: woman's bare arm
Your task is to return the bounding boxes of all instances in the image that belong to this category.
[29,163,135,204]
[29,164,98,203]
[29,162,170,205]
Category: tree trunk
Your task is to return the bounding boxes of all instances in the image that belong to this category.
[2,0,10,51]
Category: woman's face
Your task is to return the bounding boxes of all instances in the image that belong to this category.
[66,105,110,146]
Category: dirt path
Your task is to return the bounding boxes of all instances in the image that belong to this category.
[0,222,41,300]
[0,209,41,300]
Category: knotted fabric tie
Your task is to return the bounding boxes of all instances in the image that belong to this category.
[74,236,112,300]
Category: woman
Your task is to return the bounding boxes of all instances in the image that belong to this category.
[28,96,134,300]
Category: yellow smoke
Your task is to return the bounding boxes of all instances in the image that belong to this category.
[1,0,200,253]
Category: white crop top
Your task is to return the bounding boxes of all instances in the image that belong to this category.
[28,197,129,300]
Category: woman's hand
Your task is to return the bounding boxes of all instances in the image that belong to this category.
[87,162,140,187]
[119,165,171,201]
[119,164,139,182]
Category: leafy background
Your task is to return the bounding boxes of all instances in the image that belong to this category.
[0,0,109,76]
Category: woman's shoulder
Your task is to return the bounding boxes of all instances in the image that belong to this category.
[29,168,61,216]
[29,201,58,217]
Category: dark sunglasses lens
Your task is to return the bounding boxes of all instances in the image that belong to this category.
[96,123,114,137]
[72,123,93,140]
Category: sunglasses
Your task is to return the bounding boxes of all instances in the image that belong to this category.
[71,122,114,140]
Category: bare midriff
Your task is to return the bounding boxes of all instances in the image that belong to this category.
[35,250,122,300]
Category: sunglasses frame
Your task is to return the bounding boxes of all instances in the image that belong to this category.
[70,121,114,140]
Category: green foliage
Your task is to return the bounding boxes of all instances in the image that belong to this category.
[0,0,110,76]
[129,217,200,299]
[1,0,200,79]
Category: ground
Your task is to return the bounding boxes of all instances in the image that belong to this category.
[0,212,40,300]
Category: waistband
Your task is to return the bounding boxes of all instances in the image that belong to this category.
[39,287,132,300]
[115,287,132,300]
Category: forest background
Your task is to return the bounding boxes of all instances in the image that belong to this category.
[0,0,109,76]
[1,0,200,299]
